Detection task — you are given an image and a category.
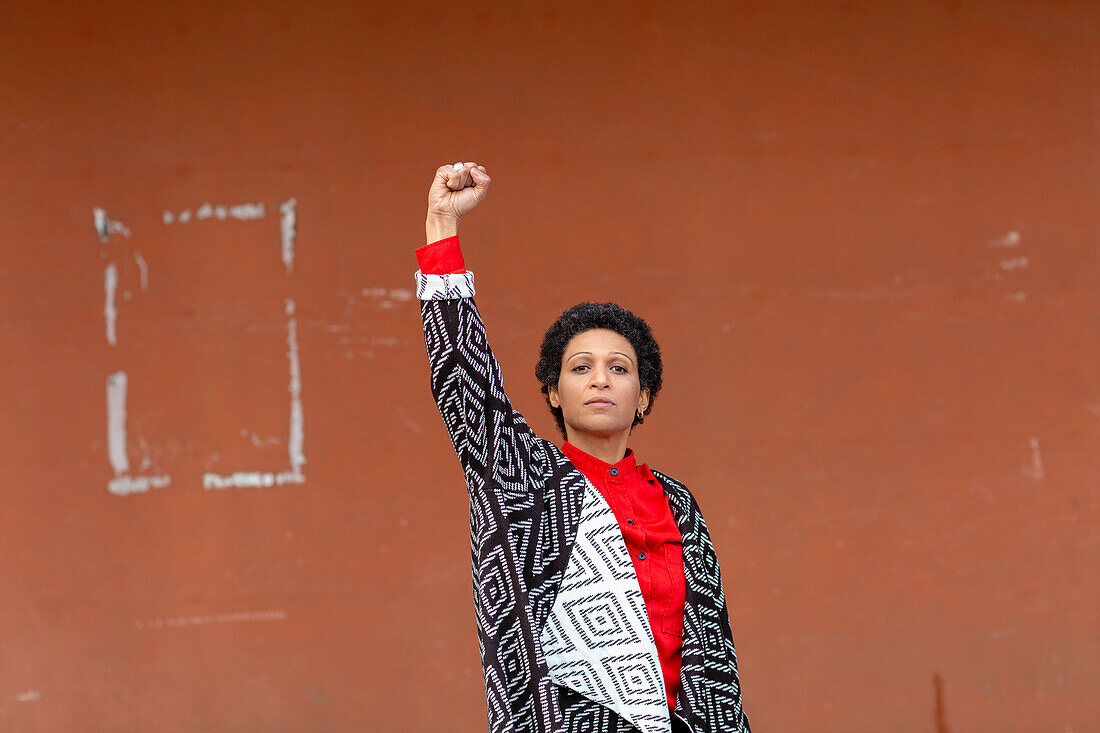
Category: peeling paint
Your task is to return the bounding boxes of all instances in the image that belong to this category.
[93,207,131,242]
[163,202,264,224]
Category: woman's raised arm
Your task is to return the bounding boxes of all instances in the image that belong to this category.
[416,163,539,499]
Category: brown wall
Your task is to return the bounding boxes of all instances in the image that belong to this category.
[1,1,1096,731]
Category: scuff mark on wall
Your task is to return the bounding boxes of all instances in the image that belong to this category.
[1028,437,1045,480]
[104,264,118,345]
[134,610,287,629]
[280,198,297,275]
[932,672,951,733]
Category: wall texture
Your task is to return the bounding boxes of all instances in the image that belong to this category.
[1,1,1096,731]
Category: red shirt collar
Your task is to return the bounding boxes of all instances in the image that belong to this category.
[561,441,656,482]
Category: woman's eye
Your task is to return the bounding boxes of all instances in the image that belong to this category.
[572,364,627,373]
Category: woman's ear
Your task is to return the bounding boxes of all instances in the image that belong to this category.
[547,384,559,409]
[638,387,650,413]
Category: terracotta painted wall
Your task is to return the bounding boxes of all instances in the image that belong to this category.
[1,1,1096,731]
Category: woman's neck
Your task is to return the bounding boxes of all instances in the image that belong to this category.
[564,430,630,465]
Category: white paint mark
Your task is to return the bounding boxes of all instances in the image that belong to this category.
[134,251,148,291]
[139,436,152,470]
[280,198,297,275]
[15,690,41,702]
[134,609,287,629]
[94,208,106,239]
[108,474,171,496]
[1000,256,1028,271]
[104,264,118,345]
[285,297,306,476]
[106,372,170,495]
[230,203,265,220]
[93,207,131,242]
[239,428,282,447]
[202,471,304,489]
[361,287,414,301]
[163,202,264,224]
[1028,438,1045,480]
[107,371,129,475]
[991,230,1021,247]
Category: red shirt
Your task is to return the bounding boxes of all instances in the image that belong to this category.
[417,235,686,709]
[560,441,685,709]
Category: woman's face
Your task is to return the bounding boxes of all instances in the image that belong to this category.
[547,329,650,440]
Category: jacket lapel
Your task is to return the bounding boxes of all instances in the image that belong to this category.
[538,467,671,733]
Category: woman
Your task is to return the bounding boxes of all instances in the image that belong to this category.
[415,162,750,733]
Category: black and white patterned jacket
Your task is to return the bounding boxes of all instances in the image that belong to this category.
[417,268,750,733]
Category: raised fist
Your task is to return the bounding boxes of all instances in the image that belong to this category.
[427,161,491,221]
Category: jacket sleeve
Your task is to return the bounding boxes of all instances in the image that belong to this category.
[415,267,538,505]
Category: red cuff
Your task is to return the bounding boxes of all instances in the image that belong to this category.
[415,235,466,274]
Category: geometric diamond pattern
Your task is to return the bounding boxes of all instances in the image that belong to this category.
[540,476,670,733]
[417,270,750,732]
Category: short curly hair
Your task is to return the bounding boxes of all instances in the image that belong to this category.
[535,302,663,440]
